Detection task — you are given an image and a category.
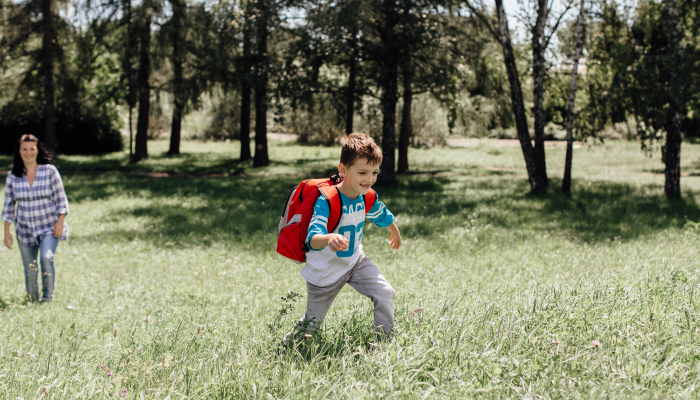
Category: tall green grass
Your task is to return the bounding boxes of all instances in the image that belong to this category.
[0,139,699,398]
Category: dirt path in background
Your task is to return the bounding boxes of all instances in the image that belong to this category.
[446,137,582,149]
[266,133,582,149]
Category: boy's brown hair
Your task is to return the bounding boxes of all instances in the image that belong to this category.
[340,133,382,167]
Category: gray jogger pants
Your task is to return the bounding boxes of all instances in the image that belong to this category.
[300,254,395,335]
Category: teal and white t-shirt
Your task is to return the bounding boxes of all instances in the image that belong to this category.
[302,191,394,287]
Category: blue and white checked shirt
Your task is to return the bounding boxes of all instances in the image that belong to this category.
[2,164,69,246]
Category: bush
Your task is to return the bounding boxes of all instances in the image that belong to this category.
[0,102,122,155]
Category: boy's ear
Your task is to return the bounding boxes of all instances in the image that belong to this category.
[338,163,346,177]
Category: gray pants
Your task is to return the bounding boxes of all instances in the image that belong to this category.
[300,255,395,335]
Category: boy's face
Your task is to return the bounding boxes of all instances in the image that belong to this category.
[338,158,380,198]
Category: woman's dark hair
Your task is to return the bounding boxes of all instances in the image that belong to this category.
[12,134,53,177]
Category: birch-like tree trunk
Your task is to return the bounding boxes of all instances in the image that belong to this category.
[239,10,252,161]
[123,0,135,159]
[494,0,546,191]
[562,0,585,193]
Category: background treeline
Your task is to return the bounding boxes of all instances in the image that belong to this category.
[0,0,699,193]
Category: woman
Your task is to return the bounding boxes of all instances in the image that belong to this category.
[2,134,69,303]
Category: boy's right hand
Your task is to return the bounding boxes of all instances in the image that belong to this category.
[327,234,349,252]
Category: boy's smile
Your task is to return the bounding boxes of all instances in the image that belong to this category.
[337,158,380,199]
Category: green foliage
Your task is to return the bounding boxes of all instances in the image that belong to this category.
[1,140,700,397]
[550,0,700,144]
[0,0,123,154]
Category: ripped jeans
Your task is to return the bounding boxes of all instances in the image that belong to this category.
[18,233,59,302]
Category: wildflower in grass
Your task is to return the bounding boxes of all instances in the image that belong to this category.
[197,325,201,334]
[107,371,113,376]
[114,328,118,337]
[145,315,149,323]
[120,388,128,398]
[14,350,20,354]
[592,340,601,347]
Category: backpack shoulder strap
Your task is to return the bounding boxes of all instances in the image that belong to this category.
[318,185,343,233]
[364,189,377,216]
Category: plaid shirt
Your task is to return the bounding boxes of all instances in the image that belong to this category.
[2,164,69,246]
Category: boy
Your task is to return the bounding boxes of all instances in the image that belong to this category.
[286,133,401,342]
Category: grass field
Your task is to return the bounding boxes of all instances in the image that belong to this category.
[1,139,700,399]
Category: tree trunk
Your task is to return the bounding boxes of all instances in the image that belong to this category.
[663,0,684,197]
[124,0,135,159]
[377,0,399,184]
[168,0,184,156]
[240,13,252,161]
[562,0,585,194]
[531,0,549,188]
[252,0,269,168]
[398,62,412,173]
[495,0,545,191]
[133,9,151,162]
[345,21,358,135]
[41,0,56,153]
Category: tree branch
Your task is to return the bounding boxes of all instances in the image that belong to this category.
[543,0,576,50]
[462,0,498,41]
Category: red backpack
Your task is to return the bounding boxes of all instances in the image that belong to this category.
[277,174,377,264]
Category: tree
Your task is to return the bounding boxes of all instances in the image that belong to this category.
[1,0,122,154]
[562,0,585,193]
[132,0,153,162]
[396,1,463,173]
[375,0,400,183]
[41,0,56,153]
[252,0,271,167]
[662,0,685,197]
[281,0,374,143]
[167,0,186,155]
[157,0,218,156]
[122,0,136,159]
[579,0,698,196]
[239,5,253,161]
[465,0,547,192]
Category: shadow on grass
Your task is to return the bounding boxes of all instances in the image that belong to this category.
[50,168,700,249]
[54,152,253,176]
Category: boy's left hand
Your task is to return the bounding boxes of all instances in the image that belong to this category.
[388,223,401,250]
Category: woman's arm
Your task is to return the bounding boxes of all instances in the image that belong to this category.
[49,166,69,215]
[2,175,16,249]
[53,214,66,238]
[4,221,11,249]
